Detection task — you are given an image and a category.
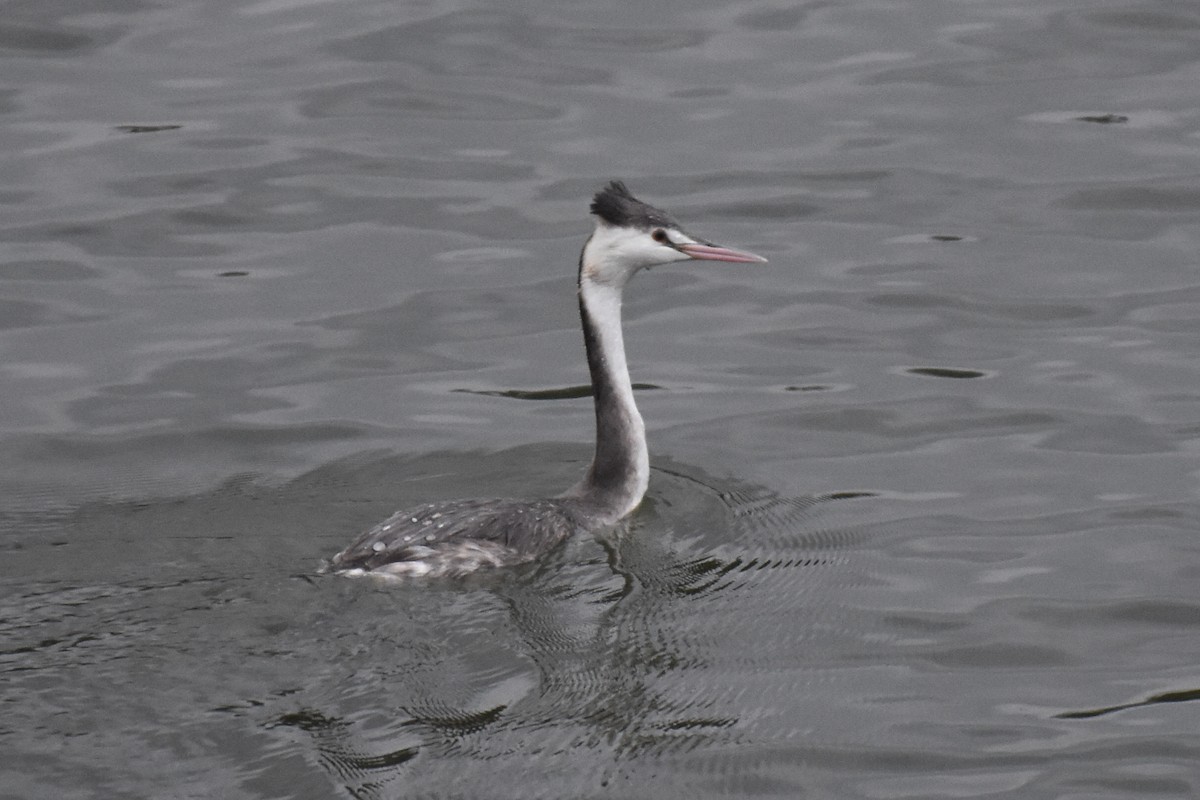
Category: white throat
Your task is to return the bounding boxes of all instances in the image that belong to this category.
[571,275,649,521]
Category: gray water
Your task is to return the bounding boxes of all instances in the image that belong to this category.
[2,0,1199,797]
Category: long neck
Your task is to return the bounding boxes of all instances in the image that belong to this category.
[570,276,649,523]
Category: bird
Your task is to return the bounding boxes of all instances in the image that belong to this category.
[325,181,766,579]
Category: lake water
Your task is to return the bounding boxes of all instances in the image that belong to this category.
[2,0,1199,797]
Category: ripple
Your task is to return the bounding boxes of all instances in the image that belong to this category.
[1061,185,1200,212]
[0,24,98,55]
[114,124,183,134]
[453,383,661,401]
[1057,686,1200,720]
[0,298,106,329]
[330,10,706,68]
[300,79,562,122]
[1074,113,1128,124]
[885,233,979,243]
[866,292,1094,323]
[902,366,993,380]
[734,5,814,31]
[0,260,100,281]
[783,383,853,393]
[868,6,1200,86]
[436,247,530,264]
[1023,109,1180,128]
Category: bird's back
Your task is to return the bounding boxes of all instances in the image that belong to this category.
[326,496,588,578]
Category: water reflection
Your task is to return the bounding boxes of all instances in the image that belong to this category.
[253,457,873,795]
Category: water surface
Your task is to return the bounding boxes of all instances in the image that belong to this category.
[2,0,1199,797]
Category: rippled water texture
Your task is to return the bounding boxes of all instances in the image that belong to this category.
[3,1,1199,797]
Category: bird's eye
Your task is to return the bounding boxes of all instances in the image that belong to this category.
[651,229,671,244]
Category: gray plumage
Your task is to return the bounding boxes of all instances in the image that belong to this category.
[326,497,590,578]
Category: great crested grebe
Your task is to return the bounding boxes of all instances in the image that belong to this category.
[325,181,765,578]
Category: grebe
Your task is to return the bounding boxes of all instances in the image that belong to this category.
[326,181,766,578]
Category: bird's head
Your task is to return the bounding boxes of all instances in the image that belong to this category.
[580,181,766,287]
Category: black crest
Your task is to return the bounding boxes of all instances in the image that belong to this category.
[590,181,680,230]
